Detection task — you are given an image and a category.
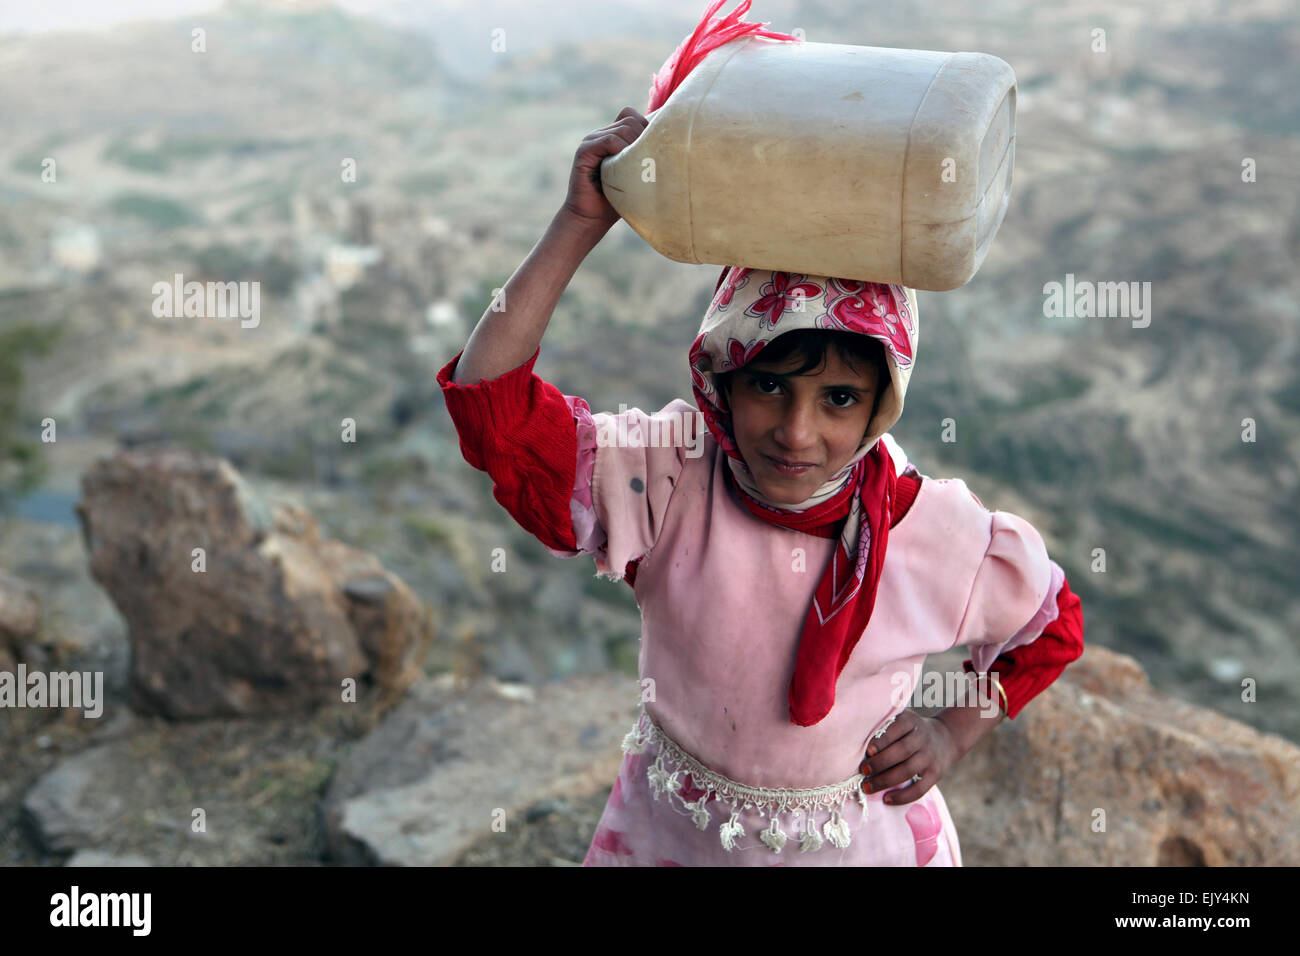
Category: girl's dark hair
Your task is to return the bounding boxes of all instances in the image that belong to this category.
[715,329,890,426]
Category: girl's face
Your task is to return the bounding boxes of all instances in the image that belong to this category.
[725,349,882,506]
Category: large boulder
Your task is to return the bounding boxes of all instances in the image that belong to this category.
[20,743,125,853]
[321,672,637,865]
[940,645,1300,865]
[75,446,434,718]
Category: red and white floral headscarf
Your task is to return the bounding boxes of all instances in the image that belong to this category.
[689,267,920,726]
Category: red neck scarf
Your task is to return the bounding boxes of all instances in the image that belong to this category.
[725,432,898,726]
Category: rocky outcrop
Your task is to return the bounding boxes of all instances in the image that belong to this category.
[19,672,635,866]
[0,568,43,673]
[324,647,1299,866]
[64,850,153,867]
[941,645,1300,866]
[18,644,1297,866]
[21,744,126,853]
[74,446,434,718]
[321,672,638,865]
[19,707,369,864]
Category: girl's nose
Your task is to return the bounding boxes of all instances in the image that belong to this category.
[775,400,816,451]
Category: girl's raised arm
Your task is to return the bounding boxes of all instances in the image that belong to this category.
[452,107,648,385]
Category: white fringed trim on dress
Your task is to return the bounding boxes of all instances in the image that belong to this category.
[621,707,894,855]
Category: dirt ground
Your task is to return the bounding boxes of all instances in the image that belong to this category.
[0,695,608,867]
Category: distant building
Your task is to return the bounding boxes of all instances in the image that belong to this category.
[421,299,467,356]
[50,220,101,274]
[295,271,340,331]
[421,215,452,239]
[425,300,460,329]
[325,244,381,290]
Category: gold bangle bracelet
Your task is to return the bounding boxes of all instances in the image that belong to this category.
[989,673,1008,715]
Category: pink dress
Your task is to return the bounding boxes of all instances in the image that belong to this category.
[544,397,1061,867]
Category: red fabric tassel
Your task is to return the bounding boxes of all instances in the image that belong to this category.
[646,0,803,113]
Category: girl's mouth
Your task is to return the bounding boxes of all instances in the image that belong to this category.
[764,454,816,476]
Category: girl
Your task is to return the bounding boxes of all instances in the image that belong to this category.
[437,4,1084,866]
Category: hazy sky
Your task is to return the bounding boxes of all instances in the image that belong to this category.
[0,0,419,35]
[0,0,717,36]
[0,0,719,80]
[0,0,222,33]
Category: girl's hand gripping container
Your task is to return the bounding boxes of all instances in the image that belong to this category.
[600,38,1016,291]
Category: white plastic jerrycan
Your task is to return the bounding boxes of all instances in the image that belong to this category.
[600,37,1016,291]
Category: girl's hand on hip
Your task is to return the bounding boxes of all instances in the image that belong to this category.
[858,711,959,806]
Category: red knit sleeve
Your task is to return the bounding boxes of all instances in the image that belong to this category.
[435,347,581,553]
[963,574,1085,719]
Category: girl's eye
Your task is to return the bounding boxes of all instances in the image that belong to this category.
[828,390,858,408]
[751,375,782,395]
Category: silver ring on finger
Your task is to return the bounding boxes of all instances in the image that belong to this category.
[909,773,922,785]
